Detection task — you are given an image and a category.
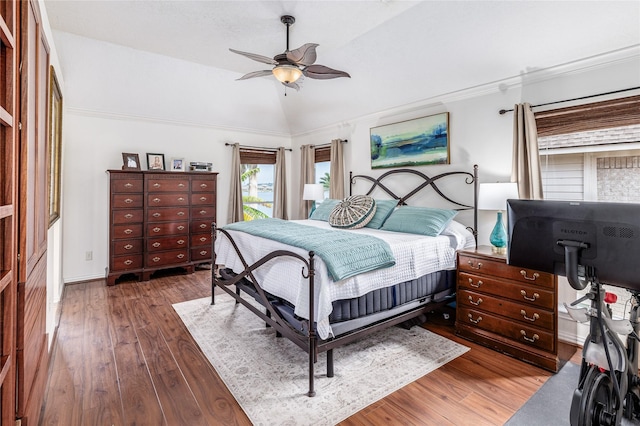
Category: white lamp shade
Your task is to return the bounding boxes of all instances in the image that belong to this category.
[478,182,519,211]
[303,184,325,201]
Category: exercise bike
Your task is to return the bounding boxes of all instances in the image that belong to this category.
[561,241,640,425]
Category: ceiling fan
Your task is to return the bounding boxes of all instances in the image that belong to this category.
[229,15,350,91]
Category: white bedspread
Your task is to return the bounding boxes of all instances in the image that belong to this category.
[215,219,475,339]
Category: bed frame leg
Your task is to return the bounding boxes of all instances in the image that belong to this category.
[327,349,334,378]
[308,346,316,397]
[235,286,240,304]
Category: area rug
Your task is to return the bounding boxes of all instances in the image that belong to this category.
[173,294,469,426]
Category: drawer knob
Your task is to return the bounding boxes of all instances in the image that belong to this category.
[520,310,540,322]
[520,290,539,302]
[178,197,185,202]
[199,210,206,215]
[153,198,161,203]
[152,242,161,248]
[468,296,483,306]
[200,250,208,256]
[177,239,185,245]
[152,213,161,218]
[520,270,540,281]
[124,183,133,188]
[124,198,133,204]
[177,253,185,259]
[199,224,207,229]
[124,259,133,265]
[177,225,185,231]
[178,211,185,216]
[200,196,207,201]
[124,213,133,219]
[153,227,161,233]
[152,257,161,262]
[124,229,133,235]
[467,313,482,324]
[200,183,208,188]
[468,278,483,288]
[467,260,482,270]
[178,183,185,187]
[520,330,539,343]
[199,237,207,242]
[153,183,161,188]
[124,244,133,250]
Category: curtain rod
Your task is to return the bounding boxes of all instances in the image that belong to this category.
[225,143,292,152]
[307,139,348,149]
[498,86,640,115]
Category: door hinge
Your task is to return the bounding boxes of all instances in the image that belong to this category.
[18,122,22,131]
[17,253,20,261]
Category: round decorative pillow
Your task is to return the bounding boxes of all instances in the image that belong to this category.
[329,195,377,229]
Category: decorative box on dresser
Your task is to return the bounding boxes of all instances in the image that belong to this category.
[107,170,217,285]
[455,245,559,372]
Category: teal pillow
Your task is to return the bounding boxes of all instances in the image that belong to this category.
[380,206,458,236]
[365,199,399,229]
[309,199,340,221]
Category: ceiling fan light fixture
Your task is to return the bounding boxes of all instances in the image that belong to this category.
[272,64,303,84]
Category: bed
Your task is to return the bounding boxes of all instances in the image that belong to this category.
[211,166,478,396]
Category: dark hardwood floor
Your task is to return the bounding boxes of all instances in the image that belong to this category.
[40,269,579,425]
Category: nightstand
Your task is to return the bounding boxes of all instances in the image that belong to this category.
[455,246,559,372]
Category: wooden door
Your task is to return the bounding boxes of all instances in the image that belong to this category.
[0,1,19,425]
[16,0,49,424]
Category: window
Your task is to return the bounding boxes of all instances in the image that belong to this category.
[314,145,331,199]
[537,96,640,317]
[240,149,276,221]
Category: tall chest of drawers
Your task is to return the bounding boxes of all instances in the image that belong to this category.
[107,170,217,285]
[455,246,559,372]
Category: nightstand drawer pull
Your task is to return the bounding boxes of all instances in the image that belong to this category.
[124,228,133,235]
[467,260,482,270]
[124,183,133,188]
[153,198,161,203]
[152,242,161,248]
[520,330,539,343]
[153,183,161,188]
[124,244,133,250]
[152,257,160,262]
[200,183,208,188]
[124,259,133,265]
[177,239,185,245]
[520,290,539,302]
[200,250,208,256]
[200,196,207,201]
[177,254,185,259]
[468,296,483,306]
[152,213,161,218]
[178,197,185,202]
[199,237,207,242]
[520,310,540,322]
[124,198,133,204]
[199,224,207,229]
[177,225,185,231]
[177,211,185,216]
[467,313,482,324]
[178,183,185,187]
[153,227,161,233]
[520,270,540,281]
[468,278,483,288]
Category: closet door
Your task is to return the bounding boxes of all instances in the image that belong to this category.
[0,1,18,425]
[16,1,49,424]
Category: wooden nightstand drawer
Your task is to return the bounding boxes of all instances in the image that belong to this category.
[146,249,189,267]
[147,236,188,252]
[147,193,189,207]
[458,254,554,289]
[458,289,555,330]
[147,178,189,192]
[455,246,558,372]
[458,307,555,352]
[147,207,189,222]
[458,272,555,310]
[112,194,143,209]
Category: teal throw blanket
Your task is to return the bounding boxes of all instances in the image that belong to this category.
[223,219,395,281]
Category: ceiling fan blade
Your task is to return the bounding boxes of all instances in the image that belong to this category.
[229,48,278,65]
[303,65,351,80]
[282,81,301,91]
[237,70,273,81]
[286,43,318,66]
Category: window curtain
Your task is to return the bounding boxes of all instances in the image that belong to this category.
[511,103,543,200]
[299,144,316,219]
[329,139,345,199]
[273,147,288,220]
[227,143,244,223]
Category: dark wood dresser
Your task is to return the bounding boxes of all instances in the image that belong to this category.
[107,170,217,285]
[455,246,559,372]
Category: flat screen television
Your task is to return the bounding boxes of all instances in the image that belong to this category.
[506,199,640,291]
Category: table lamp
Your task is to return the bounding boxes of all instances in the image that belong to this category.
[478,182,519,254]
[303,184,325,216]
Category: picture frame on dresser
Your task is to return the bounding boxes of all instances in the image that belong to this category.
[147,153,165,170]
[171,157,186,171]
[122,153,141,171]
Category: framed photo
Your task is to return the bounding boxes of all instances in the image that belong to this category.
[170,157,186,171]
[48,66,63,227]
[370,112,450,169]
[147,153,165,171]
[122,153,141,171]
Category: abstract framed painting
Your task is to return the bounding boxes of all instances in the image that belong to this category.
[370,112,450,169]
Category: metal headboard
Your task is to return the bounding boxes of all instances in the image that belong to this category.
[349,165,478,246]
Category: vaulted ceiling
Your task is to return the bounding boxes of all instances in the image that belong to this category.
[44,0,640,135]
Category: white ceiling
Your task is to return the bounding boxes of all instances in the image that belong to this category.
[44,0,640,135]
